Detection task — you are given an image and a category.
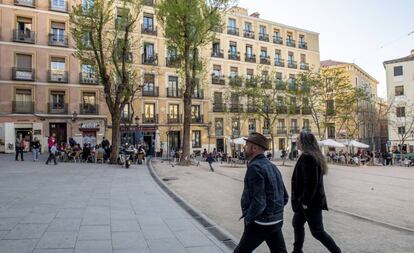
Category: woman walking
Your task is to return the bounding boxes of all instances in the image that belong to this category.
[31,137,41,161]
[291,131,341,253]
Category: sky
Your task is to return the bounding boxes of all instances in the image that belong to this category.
[238,0,414,99]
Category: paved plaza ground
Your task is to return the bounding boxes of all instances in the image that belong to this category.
[0,154,230,253]
[153,159,414,253]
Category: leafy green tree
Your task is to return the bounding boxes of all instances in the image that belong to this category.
[156,0,234,163]
[70,0,142,163]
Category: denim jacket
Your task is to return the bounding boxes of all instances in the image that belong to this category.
[240,154,289,223]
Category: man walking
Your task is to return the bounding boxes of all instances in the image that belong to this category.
[46,143,58,165]
[15,133,24,161]
[235,132,289,253]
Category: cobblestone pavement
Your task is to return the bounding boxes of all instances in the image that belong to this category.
[0,154,230,253]
[153,159,414,253]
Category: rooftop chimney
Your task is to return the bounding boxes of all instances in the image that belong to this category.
[250,12,260,18]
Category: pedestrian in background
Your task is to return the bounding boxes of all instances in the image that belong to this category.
[31,137,41,161]
[206,153,214,172]
[15,133,24,161]
[234,132,288,253]
[46,143,58,165]
[291,131,342,253]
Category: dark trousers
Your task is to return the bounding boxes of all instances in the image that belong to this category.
[234,221,287,253]
[208,162,214,172]
[15,147,24,161]
[292,209,341,253]
[46,153,57,165]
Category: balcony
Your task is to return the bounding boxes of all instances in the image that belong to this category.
[192,89,204,99]
[12,101,34,114]
[79,73,98,84]
[117,52,133,63]
[288,83,298,91]
[277,127,287,135]
[276,106,288,114]
[167,114,182,124]
[245,54,256,63]
[261,79,272,89]
[286,39,296,47]
[247,105,258,113]
[259,33,269,42]
[228,51,240,61]
[14,0,36,7]
[263,129,270,135]
[302,106,312,115]
[273,35,283,45]
[274,58,285,67]
[13,29,35,43]
[275,80,285,90]
[143,0,154,6]
[260,56,271,65]
[166,88,182,98]
[211,49,224,58]
[289,106,301,114]
[290,127,300,134]
[49,0,67,12]
[142,114,159,124]
[141,24,157,36]
[191,115,204,124]
[300,62,309,70]
[48,103,68,114]
[166,56,180,68]
[227,26,239,36]
[48,34,68,47]
[48,70,68,83]
[80,104,99,115]
[287,60,297,69]
[232,129,240,137]
[142,86,159,97]
[245,77,257,87]
[212,75,225,85]
[230,104,244,113]
[142,54,158,65]
[12,67,35,81]
[243,30,255,39]
[299,41,308,49]
[213,103,226,112]
[229,76,243,87]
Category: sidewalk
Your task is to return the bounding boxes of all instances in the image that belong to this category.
[0,154,230,253]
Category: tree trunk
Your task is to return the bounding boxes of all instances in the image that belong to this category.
[270,132,275,160]
[181,94,192,164]
[110,113,121,164]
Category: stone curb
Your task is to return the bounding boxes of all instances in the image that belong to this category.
[147,158,238,252]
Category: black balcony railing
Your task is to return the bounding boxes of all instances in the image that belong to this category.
[142,54,158,65]
[288,83,298,91]
[261,79,272,89]
[277,127,287,135]
[232,129,240,137]
[243,30,255,39]
[300,62,309,70]
[299,41,308,49]
[48,34,68,47]
[260,56,271,65]
[142,114,158,124]
[47,70,68,83]
[227,26,239,36]
[290,127,300,134]
[302,106,312,115]
[245,54,256,63]
[275,80,286,90]
[245,78,257,87]
[14,0,36,7]
[273,35,283,45]
[286,39,296,47]
[79,73,98,84]
[166,56,180,68]
[13,29,35,43]
[289,106,301,114]
[12,101,34,114]
[276,106,288,114]
[12,67,35,81]
[247,105,258,113]
[142,86,159,97]
[143,0,154,6]
[287,60,297,69]
[213,103,226,112]
[80,104,99,115]
[228,51,240,61]
[229,76,243,87]
[166,88,182,97]
[192,89,204,99]
[259,33,269,42]
[48,103,68,114]
[141,24,157,36]
[191,115,204,123]
[212,75,225,85]
[230,104,244,113]
[274,58,285,67]
[49,0,67,12]
[263,129,271,135]
[167,114,182,124]
[211,49,224,58]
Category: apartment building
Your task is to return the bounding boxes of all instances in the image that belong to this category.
[383,49,414,152]
[321,60,381,150]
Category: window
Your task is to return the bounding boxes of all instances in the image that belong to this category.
[14,54,33,80]
[168,76,178,90]
[260,47,267,58]
[82,0,94,10]
[143,14,154,30]
[277,96,284,106]
[299,35,305,44]
[15,89,31,102]
[396,107,405,117]
[246,69,254,80]
[51,0,66,10]
[143,74,155,92]
[287,32,293,42]
[167,46,177,59]
[144,43,154,59]
[192,130,201,148]
[303,119,310,130]
[248,119,256,134]
[215,118,224,136]
[288,52,294,63]
[122,104,131,120]
[81,64,96,82]
[229,41,238,57]
[246,45,253,57]
[395,86,404,96]
[82,92,96,106]
[277,119,285,128]
[394,66,403,76]
[144,103,155,119]
[191,105,201,119]
[259,25,266,35]
[326,100,335,115]
[228,18,236,28]
[168,104,179,119]
[50,57,66,82]
[275,49,281,63]
[214,92,223,104]
[212,41,220,54]
[232,118,240,136]
[276,72,282,80]
[213,65,221,76]
[300,54,306,63]
[398,126,405,135]
[50,91,65,109]
[291,119,298,129]
[230,67,238,77]
[244,22,252,32]
[16,16,32,33]
[327,123,335,138]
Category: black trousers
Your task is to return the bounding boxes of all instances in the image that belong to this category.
[234,221,287,253]
[292,209,341,253]
[46,153,57,165]
[15,147,24,161]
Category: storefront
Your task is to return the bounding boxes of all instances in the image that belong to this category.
[79,122,101,146]
[0,121,43,153]
[120,125,157,155]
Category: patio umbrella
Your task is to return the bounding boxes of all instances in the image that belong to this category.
[318,139,345,148]
[231,137,246,145]
[344,140,369,149]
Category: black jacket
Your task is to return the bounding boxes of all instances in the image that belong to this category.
[240,154,289,223]
[291,153,328,212]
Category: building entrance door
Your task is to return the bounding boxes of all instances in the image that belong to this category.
[216,138,224,152]
[49,123,67,146]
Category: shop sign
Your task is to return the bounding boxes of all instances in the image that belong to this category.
[80,122,100,130]
[33,130,41,135]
